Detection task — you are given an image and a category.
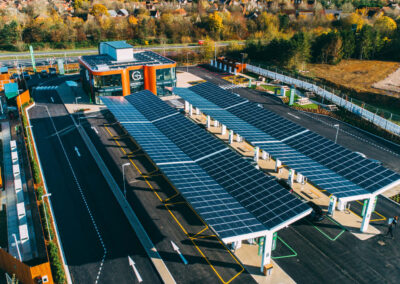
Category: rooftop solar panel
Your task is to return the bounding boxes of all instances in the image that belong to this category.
[102,96,267,240]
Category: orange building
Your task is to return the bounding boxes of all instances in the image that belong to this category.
[79,41,177,104]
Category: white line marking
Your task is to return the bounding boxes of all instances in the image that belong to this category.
[74,146,81,157]
[128,256,143,283]
[37,104,107,283]
[287,112,301,120]
[91,126,99,134]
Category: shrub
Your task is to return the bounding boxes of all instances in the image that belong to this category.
[47,241,66,284]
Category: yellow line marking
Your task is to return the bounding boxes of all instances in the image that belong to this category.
[349,201,387,222]
[105,124,244,283]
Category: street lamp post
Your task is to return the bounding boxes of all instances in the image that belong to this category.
[41,193,52,240]
[12,234,22,261]
[186,52,189,73]
[122,163,130,198]
[75,96,82,126]
[334,124,340,144]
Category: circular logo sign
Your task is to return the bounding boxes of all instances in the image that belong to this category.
[132,71,142,81]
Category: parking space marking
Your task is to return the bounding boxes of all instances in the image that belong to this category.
[272,237,297,260]
[348,201,387,222]
[104,124,245,284]
[305,216,346,241]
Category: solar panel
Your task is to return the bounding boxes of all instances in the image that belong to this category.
[189,82,245,109]
[229,102,306,140]
[154,114,226,161]
[187,82,400,197]
[101,97,191,165]
[125,91,312,229]
[174,88,275,143]
[197,150,311,230]
[125,90,177,121]
[160,163,267,239]
[102,96,267,240]
[284,131,400,194]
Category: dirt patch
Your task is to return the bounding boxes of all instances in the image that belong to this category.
[305,59,400,96]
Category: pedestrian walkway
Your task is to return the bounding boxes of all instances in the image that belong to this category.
[191,113,381,241]
[1,121,20,259]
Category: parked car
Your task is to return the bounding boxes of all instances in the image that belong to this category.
[40,69,48,78]
[306,201,325,222]
[48,67,57,75]
[22,71,31,80]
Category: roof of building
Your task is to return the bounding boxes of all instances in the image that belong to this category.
[104,40,133,49]
[108,9,118,17]
[80,50,175,71]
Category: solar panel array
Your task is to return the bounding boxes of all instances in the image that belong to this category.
[177,86,368,198]
[187,82,400,197]
[81,50,175,71]
[125,90,311,230]
[284,131,400,193]
[101,96,267,240]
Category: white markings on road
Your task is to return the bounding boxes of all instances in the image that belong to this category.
[50,97,54,103]
[91,126,99,134]
[74,146,81,157]
[36,104,107,283]
[171,241,188,265]
[128,256,143,283]
[287,112,301,120]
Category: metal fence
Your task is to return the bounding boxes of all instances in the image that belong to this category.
[246,64,400,137]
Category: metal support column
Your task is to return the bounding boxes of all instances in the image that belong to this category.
[361,197,375,233]
[206,115,211,129]
[221,125,226,135]
[261,232,273,273]
[229,130,234,144]
[254,146,260,162]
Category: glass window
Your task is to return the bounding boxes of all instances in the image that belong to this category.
[156,68,172,81]
[93,74,122,88]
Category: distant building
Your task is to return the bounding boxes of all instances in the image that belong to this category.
[79,41,177,103]
[108,9,118,17]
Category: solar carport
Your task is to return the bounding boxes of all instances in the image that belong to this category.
[101,91,312,271]
[174,82,400,233]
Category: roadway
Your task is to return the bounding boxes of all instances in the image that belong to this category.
[80,110,256,283]
[28,87,161,283]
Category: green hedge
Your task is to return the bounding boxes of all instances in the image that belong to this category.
[47,241,66,284]
[39,202,54,241]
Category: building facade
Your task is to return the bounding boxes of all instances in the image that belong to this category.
[79,41,177,103]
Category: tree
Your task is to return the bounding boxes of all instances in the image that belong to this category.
[357,25,375,59]
[374,16,397,36]
[312,31,343,64]
[0,21,20,44]
[287,32,311,70]
[340,29,356,58]
[208,12,223,35]
[90,4,109,16]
